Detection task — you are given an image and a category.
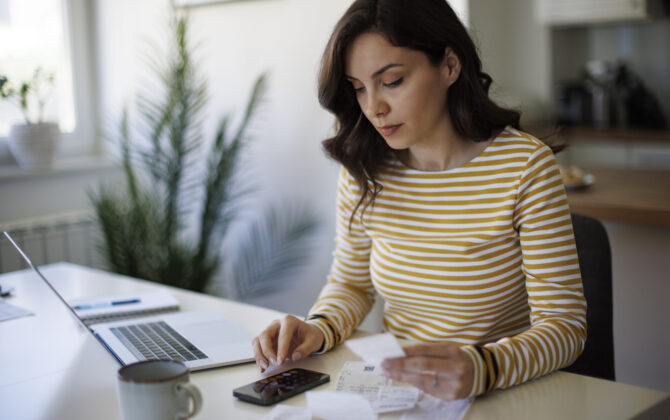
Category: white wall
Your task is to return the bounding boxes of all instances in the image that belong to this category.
[468,0,553,125]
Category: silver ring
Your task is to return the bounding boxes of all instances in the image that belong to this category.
[432,372,439,389]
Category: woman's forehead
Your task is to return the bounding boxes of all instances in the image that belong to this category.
[345,32,423,79]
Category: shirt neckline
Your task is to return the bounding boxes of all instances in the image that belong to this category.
[391,126,510,174]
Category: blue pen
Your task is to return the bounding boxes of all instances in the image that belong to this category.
[74,298,141,310]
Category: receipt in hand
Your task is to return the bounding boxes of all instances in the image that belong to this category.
[345,333,406,365]
[372,386,420,414]
[335,361,391,401]
[335,362,420,414]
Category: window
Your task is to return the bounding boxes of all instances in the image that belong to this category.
[0,0,98,160]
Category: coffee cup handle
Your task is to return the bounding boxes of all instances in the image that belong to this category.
[174,382,203,419]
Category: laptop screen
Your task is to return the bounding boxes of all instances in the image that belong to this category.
[2,231,91,331]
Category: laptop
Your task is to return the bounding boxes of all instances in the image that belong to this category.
[3,231,255,371]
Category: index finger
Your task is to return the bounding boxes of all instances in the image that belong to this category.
[383,355,463,378]
[401,342,462,358]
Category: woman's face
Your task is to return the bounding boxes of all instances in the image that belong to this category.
[345,32,457,152]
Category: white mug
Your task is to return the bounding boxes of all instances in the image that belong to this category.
[117,359,203,420]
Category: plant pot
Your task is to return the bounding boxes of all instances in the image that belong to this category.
[7,122,60,167]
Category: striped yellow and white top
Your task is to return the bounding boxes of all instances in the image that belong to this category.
[306,127,587,397]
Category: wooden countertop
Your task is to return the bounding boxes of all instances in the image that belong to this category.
[566,167,670,226]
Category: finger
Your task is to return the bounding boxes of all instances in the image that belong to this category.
[276,316,299,365]
[384,368,434,389]
[383,356,464,379]
[258,321,280,365]
[291,325,324,361]
[385,369,459,401]
[423,373,460,401]
[251,337,268,372]
[401,342,462,358]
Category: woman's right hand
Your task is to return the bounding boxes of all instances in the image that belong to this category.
[252,315,325,373]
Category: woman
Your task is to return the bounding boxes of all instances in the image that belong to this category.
[252,0,586,400]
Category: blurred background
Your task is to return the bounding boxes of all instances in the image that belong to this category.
[0,0,668,393]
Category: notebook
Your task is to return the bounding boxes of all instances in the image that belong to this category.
[3,231,255,371]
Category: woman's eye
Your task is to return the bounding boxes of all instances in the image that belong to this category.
[383,77,403,88]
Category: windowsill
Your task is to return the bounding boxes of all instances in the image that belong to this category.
[0,153,118,182]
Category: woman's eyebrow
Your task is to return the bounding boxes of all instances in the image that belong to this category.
[345,63,404,81]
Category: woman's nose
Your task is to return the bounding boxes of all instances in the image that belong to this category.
[366,94,389,119]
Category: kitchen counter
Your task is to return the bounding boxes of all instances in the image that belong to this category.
[560,127,670,143]
[566,167,670,226]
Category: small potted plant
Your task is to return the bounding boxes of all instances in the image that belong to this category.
[0,67,60,167]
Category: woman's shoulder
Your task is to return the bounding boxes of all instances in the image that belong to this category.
[481,126,553,162]
[493,126,548,151]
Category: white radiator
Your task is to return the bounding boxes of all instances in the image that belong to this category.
[0,210,103,274]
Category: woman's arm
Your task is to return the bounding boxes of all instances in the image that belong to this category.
[252,167,375,370]
[305,167,376,352]
[464,143,587,396]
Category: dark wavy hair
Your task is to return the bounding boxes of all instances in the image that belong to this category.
[318,0,522,222]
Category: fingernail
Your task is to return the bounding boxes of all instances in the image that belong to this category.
[270,357,277,365]
[260,359,268,370]
[277,354,284,365]
[292,352,302,361]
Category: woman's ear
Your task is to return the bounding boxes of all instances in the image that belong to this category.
[442,47,461,86]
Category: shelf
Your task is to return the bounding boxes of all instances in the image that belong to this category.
[0,154,117,182]
[557,126,670,142]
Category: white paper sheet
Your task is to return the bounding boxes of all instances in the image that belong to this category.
[261,404,311,420]
[345,333,406,365]
[400,396,473,420]
[0,301,33,323]
[306,390,376,420]
[372,386,420,414]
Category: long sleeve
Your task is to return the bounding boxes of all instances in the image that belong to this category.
[462,144,587,396]
[306,167,376,352]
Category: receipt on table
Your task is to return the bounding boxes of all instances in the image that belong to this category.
[335,361,391,402]
[400,396,473,420]
[372,386,420,414]
[345,333,405,365]
[306,390,376,420]
[260,404,311,420]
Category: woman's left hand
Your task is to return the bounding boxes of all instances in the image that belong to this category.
[380,342,474,400]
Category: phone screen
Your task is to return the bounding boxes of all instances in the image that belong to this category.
[232,368,330,406]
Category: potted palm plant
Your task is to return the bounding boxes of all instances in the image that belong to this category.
[90,12,317,300]
[0,67,59,167]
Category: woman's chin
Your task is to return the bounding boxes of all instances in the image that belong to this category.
[383,137,410,150]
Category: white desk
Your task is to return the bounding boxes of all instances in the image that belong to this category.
[1,263,668,420]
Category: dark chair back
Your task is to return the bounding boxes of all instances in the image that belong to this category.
[562,213,615,380]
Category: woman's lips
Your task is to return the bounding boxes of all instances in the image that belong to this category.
[379,124,402,137]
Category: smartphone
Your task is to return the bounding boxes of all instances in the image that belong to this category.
[232,368,330,406]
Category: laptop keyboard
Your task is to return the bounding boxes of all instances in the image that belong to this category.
[111,321,208,362]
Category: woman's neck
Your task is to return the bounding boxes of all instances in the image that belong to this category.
[398,134,493,172]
